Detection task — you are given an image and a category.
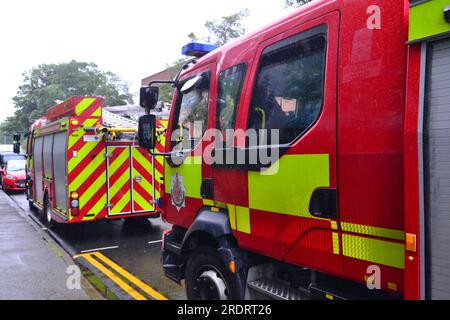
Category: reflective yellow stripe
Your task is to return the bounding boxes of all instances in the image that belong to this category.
[109,170,130,202]
[133,189,153,211]
[108,148,130,177]
[70,152,104,192]
[203,199,214,206]
[83,195,107,220]
[248,154,329,218]
[332,232,340,255]
[227,204,237,230]
[91,106,102,117]
[132,168,152,194]
[236,206,250,234]
[113,188,131,213]
[342,234,405,269]
[331,221,338,230]
[67,119,98,150]
[79,171,107,211]
[165,156,202,198]
[341,222,405,241]
[68,140,98,172]
[133,148,152,169]
[75,98,96,116]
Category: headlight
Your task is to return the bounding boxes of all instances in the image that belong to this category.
[6,175,14,180]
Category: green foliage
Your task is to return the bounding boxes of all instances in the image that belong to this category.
[158,58,190,104]
[204,9,250,46]
[1,60,133,136]
[284,0,314,8]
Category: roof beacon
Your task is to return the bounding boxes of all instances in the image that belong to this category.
[182,42,219,58]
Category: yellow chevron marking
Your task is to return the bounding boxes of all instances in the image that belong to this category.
[91,106,102,117]
[79,171,107,211]
[133,187,153,211]
[68,140,98,172]
[67,118,98,150]
[132,168,152,193]
[133,148,152,169]
[84,194,107,219]
[76,98,96,116]
[70,152,105,192]
[109,170,130,202]
[108,148,130,178]
[113,191,131,213]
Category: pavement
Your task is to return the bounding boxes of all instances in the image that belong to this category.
[8,192,186,300]
[0,190,102,300]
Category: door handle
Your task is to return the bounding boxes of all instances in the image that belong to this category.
[200,179,214,199]
[309,188,337,219]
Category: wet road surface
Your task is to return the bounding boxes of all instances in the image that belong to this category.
[8,192,186,300]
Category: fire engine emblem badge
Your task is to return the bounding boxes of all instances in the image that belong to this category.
[170,172,186,212]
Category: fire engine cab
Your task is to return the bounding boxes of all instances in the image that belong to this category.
[138,0,450,300]
[26,96,167,226]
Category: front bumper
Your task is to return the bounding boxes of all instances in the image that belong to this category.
[4,180,26,191]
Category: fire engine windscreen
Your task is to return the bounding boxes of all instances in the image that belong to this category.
[248,28,326,146]
[171,72,210,151]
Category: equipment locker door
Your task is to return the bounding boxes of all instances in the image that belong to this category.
[33,136,44,205]
[131,147,155,213]
[424,38,450,299]
[106,146,132,215]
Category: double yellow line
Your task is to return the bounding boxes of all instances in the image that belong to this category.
[74,251,167,300]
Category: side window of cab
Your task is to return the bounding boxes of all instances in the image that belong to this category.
[248,25,327,146]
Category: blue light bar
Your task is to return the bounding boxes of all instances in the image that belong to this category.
[182,42,219,58]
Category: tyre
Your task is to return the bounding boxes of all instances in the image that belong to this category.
[28,200,36,211]
[41,195,55,228]
[185,246,244,300]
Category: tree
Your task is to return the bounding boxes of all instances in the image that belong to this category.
[204,9,250,46]
[284,0,314,8]
[157,9,250,106]
[158,58,189,104]
[1,60,133,135]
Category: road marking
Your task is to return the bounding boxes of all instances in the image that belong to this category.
[148,240,163,245]
[77,253,147,300]
[74,251,168,300]
[80,246,119,254]
[93,252,168,300]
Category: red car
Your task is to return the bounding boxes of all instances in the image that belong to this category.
[1,160,26,192]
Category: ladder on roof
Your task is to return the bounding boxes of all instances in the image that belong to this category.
[102,109,138,129]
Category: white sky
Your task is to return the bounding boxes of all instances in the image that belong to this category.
[0,0,290,122]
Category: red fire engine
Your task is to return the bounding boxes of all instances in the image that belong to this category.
[137,0,450,300]
[26,96,166,226]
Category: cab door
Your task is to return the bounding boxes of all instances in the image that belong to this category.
[214,12,342,276]
[163,62,217,227]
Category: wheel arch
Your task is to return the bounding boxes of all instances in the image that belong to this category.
[181,207,236,258]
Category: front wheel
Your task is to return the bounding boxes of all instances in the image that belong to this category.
[185,246,244,300]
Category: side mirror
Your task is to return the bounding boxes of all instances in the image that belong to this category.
[181,74,205,95]
[138,114,156,149]
[140,87,159,110]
